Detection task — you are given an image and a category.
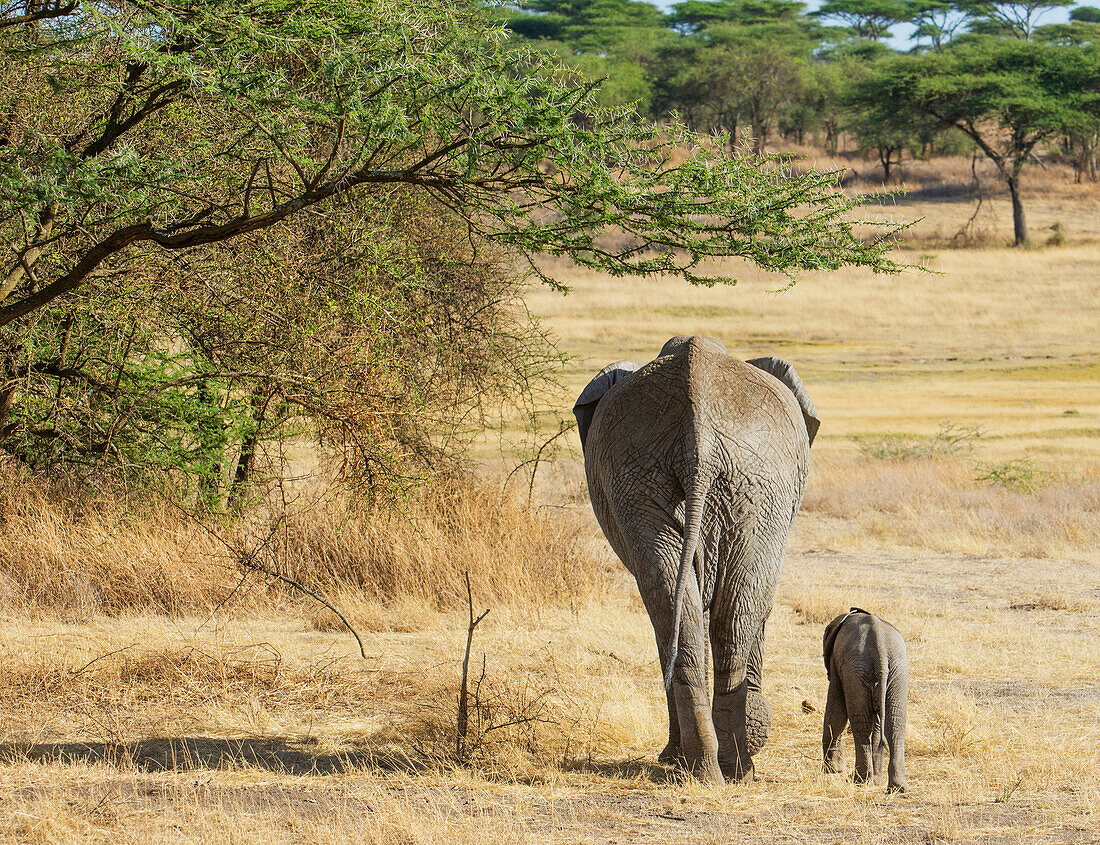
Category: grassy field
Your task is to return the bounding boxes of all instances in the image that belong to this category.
[1,166,1098,842]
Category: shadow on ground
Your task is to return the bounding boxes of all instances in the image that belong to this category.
[1,735,425,776]
[0,736,681,783]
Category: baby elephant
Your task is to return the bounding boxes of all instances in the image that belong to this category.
[822,608,909,793]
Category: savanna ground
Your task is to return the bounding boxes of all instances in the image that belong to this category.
[1,155,1098,843]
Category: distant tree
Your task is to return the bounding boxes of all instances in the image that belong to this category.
[845,107,920,180]
[852,37,1100,244]
[655,38,747,145]
[668,0,808,31]
[504,0,667,49]
[811,0,912,40]
[656,22,814,151]
[907,0,971,48]
[1034,19,1100,43]
[498,0,670,111]
[957,0,1074,39]
[1071,4,1100,21]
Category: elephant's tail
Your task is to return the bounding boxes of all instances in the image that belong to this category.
[663,470,709,691]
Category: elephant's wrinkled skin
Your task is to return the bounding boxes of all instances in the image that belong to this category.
[574,336,819,784]
[822,608,909,793]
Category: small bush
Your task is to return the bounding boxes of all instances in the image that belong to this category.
[974,458,1049,493]
[853,421,982,460]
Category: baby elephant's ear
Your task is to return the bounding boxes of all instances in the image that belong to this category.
[746,356,821,447]
[822,611,851,675]
[573,361,639,451]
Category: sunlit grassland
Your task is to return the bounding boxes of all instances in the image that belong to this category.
[522,227,1099,470]
[1,182,1098,842]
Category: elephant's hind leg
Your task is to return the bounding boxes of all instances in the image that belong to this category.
[710,523,788,782]
[711,677,752,781]
[672,675,722,784]
[848,702,876,784]
[871,720,888,786]
[659,610,710,766]
[665,583,721,784]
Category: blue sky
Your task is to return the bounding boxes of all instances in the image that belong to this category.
[651,0,1100,49]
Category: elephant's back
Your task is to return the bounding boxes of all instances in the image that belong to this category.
[703,353,809,475]
[586,339,808,503]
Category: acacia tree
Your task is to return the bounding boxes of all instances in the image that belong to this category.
[907,0,971,49]
[1,0,905,494]
[958,0,1074,40]
[851,36,1100,244]
[0,0,900,325]
[811,0,912,40]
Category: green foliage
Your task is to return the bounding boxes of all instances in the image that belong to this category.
[501,0,667,49]
[2,309,257,483]
[3,192,556,501]
[655,20,817,150]
[1034,19,1100,44]
[974,458,1050,492]
[668,0,809,32]
[1071,4,1100,22]
[497,0,671,111]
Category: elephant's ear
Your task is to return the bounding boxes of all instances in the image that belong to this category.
[572,361,640,451]
[746,356,821,447]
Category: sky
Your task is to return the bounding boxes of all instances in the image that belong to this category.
[651,0,1100,49]
[872,0,1100,49]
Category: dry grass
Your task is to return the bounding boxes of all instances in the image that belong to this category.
[0,463,610,618]
[0,549,1097,842]
[796,455,1100,560]
[1,150,1098,842]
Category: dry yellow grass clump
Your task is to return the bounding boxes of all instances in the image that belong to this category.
[0,462,609,619]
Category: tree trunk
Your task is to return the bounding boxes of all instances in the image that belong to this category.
[879,147,894,182]
[197,381,224,506]
[753,124,767,154]
[228,384,273,509]
[1006,173,1027,246]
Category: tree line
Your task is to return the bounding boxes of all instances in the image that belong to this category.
[499,0,1100,244]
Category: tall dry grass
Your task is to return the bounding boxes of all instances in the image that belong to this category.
[796,455,1100,559]
[0,461,609,618]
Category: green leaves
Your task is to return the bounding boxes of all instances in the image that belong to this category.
[0,0,908,491]
[1,0,906,330]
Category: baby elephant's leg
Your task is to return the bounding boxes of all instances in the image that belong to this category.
[871,721,888,787]
[886,672,910,793]
[822,678,847,774]
[846,694,875,783]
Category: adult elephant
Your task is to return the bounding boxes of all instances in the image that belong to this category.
[573,336,819,784]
